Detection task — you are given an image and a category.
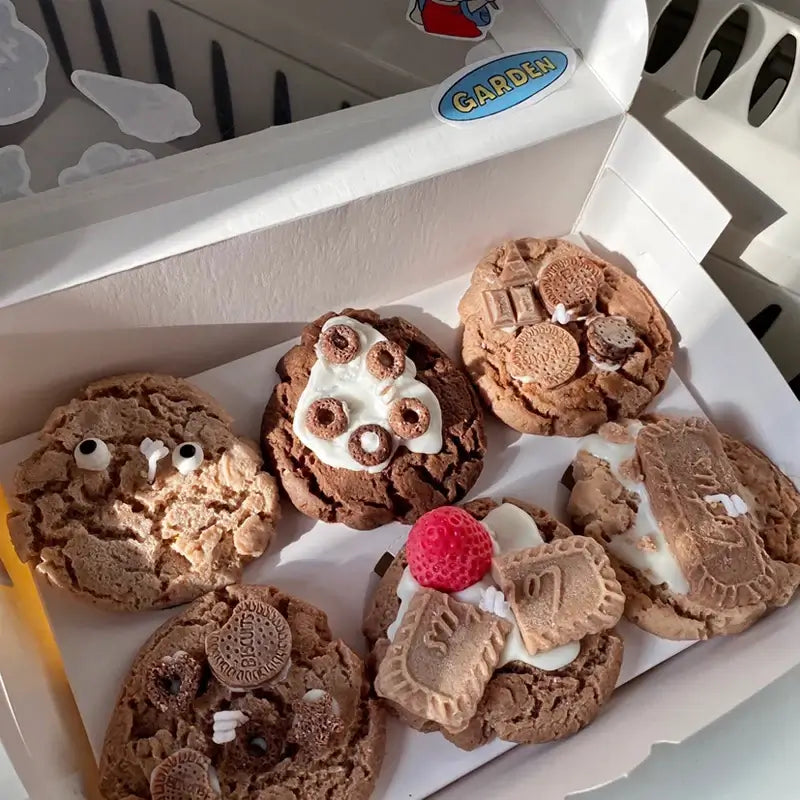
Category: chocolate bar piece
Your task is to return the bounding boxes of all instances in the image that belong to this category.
[499,240,536,286]
[509,284,544,326]
[482,288,516,328]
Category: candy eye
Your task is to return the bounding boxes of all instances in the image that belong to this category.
[74,438,111,471]
[172,442,204,475]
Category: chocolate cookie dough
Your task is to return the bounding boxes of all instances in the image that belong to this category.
[262,309,486,530]
[459,238,674,436]
[364,498,624,750]
[567,418,800,640]
[8,374,280,611]
[100,585,386,800]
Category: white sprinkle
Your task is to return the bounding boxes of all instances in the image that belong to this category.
[550,303,572,325]
[212,709,249,744]
[704,493,748,518]
[479,586,511,619]
[139,437,169,484]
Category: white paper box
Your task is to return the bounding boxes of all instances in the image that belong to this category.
[634,0,800,293]
[1,1,800,798]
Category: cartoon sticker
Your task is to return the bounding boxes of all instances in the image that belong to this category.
[0,0,49,125]
[432,48,576,125]
[0,144,32,202]
[71,70,200,144]
[58,142,155,187]
[407,0,500,41]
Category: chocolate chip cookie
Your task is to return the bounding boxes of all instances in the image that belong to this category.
[8,374,280,611]
[459,238,673,436]
[363,498,624,750]
[567,418,800,640]
[99,584,386,800]
[262,309,486,530]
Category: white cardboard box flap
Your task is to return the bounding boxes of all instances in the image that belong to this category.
[0,0,643,309]
[4,2,800,797]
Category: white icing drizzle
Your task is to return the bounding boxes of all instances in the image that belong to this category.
[294,316,443,472]
[579,423,690,594]
[387,503,580,671]
[589,354,621,372]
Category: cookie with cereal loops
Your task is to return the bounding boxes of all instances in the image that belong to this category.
[7,373,280,611]
[261,309,486,530]
[458,237,674,436]
[363,498,625,750]
[99,584,386,800]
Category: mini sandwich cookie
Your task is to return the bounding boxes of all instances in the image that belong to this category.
[363,499,625,750]
[458,238,674,436]
[8,374,280,611]
[567,418,800,640]
[262,309,486,529]
[99,585,386,800]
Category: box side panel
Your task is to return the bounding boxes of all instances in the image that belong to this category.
[595,116,731,261]
[0,119,619,443]
[540,0,649,107]
[580,169,799,478]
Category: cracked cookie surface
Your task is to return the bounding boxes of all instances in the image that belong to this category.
[459,238,673,436]
[99,585,385,800]
[8,374,280,611]
[363,498,623,750]
[261,309,486,530]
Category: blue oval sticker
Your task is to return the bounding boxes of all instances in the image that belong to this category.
[433,49,575,124]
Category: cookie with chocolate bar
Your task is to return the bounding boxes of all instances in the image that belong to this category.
[459,238,673,436]
[567,418,800,640]
[364,498,624,750]
[262,309,486,530]
[99,585,386,800]
[7,374,280,611]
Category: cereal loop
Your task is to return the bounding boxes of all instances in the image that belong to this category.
[388,398,431,440]
[145,651,202,714]
[366,340,406,380]
[348,424,392,467]
[306,398,348,440]
[537,256,603,316]
[319,324,360,364]
[507,323,580,389]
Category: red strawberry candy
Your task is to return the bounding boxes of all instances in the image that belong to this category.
[407,506,493,592]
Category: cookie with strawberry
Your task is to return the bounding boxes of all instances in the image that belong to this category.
[363,498,625,750]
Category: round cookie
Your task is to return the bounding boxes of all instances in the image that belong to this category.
[363,498,624,750]
[262,309,486,530]
[99,584,386,800]
[459,238,674,436]
[567,419,800,640]
[8,374,280,611]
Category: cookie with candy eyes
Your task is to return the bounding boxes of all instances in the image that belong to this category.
[363,499,625,750]
[7,373,280,611]
[98,584,385,800]
[566,417,800,640]
[458,237,674,436]
[261,309,486,530]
